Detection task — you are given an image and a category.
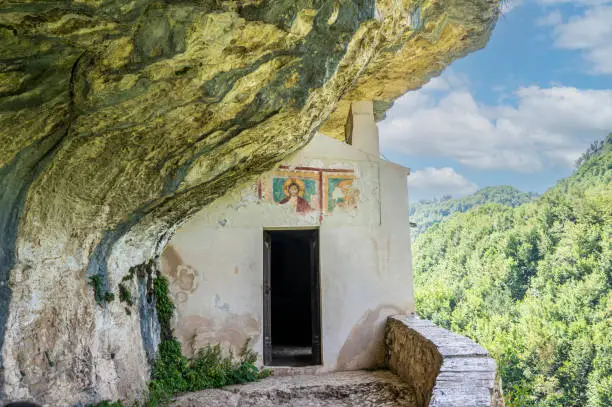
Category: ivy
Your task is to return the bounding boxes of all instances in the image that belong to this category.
[152,275,174,341]
[118,282,133,307]
[88,275,114,305]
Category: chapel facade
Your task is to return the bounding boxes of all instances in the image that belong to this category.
[160,101,414,371]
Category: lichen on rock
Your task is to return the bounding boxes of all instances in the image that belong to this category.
[0,0,500,404]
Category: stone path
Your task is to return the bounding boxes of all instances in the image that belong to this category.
[169,370,418,407]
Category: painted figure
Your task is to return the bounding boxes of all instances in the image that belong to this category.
[263,168,358,216]
[329,178,359,211]
[280,178,312,214]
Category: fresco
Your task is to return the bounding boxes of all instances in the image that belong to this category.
[262,169,320,215]
[260,166,359,216]
[326,176,359,212]
[273,176,318,214]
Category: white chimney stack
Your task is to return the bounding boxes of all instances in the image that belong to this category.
[345,100,380,156]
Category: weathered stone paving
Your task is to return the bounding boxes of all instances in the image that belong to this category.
[169,370,417,407]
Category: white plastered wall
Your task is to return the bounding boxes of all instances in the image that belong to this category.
[161,102,414,371]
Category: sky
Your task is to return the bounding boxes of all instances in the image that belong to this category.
[378,0,612,202]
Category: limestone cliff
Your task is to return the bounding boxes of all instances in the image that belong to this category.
[0,0,500,404]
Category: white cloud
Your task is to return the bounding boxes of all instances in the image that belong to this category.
[548,5,612,74]
[379,73,612,172]
[553,6,612,74]
[537,10,563,26]
[408,167,478,201]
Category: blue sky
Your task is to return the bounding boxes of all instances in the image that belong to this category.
[378,0,612,202]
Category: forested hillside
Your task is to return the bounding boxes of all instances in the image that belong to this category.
[410,186,538,239]
[413,136,611,406]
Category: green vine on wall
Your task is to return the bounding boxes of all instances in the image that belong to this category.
[152,274,174,342]
[118,283,133,306]
[117,263,139,314]
[88,275,115,305]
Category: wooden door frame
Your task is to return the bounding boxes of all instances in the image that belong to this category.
[263,228,322,366]
[263,230,272,365]
[309,229,322,365]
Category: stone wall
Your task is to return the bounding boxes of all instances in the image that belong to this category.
[385,315,504,407]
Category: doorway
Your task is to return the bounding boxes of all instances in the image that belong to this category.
[263,229,321,366]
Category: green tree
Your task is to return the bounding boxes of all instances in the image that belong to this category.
[413,135,612,406]
[410,185,538,239]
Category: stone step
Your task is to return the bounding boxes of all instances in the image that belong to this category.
[266,365,323,377]
[169,370,417,407]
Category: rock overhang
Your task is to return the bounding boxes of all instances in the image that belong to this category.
[0,0,501,404]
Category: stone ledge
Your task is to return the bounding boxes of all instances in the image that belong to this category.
[385,315,504,407]
[169,370,418,407]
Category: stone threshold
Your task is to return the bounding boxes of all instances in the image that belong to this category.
[266,364,324,376]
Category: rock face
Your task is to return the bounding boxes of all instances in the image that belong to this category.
[0,1,499,404]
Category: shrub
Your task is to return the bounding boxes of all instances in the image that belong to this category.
[147,339,269,406]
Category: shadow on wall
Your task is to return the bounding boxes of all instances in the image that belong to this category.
[336,305,401,371]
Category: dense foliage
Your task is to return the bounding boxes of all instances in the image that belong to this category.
[147,339,269,406]
[410,186,538,239]
[413,140,611,406]
[153,275,175,342]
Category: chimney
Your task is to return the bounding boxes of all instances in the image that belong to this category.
[344,100,379,156]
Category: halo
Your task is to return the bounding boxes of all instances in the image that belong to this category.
[283,177,305,197]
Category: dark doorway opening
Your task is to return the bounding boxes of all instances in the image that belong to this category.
[263,229,321,366]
